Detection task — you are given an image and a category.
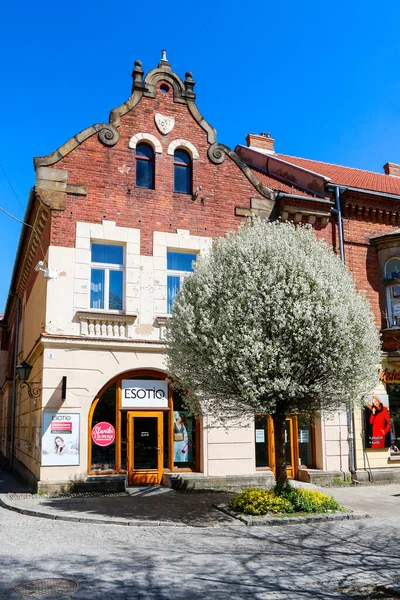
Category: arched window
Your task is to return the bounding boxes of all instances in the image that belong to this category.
[174,149,192,194]
[385,258,400,327]
[136,142,155,189]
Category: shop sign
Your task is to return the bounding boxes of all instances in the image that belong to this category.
[91,422,115,447]
[41,412,80,466]
[364,395,391,449]
[378,368,400,383]
[121,379,168,408]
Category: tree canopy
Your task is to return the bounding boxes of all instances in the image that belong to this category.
[166,220,380,420]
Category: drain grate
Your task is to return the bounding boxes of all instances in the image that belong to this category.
[14,578,78,598]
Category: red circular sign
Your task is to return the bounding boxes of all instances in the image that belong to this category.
[91,422,115,447]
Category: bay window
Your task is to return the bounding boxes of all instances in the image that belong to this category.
[385,257,400,328]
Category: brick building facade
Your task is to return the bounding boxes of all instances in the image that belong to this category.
[1,53,400,491]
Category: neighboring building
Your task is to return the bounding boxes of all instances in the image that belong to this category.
[1,52,400,491]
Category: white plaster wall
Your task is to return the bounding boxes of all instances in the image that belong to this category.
[46,246,76,335]
[38,222,358,481]
[203,415,255,476]
[38,344,259,482]
[39,346,167,483]
[45,223,213,342]
[21,269,47,356]
[321,410,349,472]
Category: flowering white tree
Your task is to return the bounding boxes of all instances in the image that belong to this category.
[166,220,380,488]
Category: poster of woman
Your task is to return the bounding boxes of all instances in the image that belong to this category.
[364,395,391,449]
[41,412,80,466]
[174,411,189,464]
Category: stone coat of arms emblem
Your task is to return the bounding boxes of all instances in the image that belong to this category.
[155,113,175,135]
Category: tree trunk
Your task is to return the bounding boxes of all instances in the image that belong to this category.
[272,412,288,490]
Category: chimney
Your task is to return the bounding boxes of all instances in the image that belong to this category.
[383,162,400,177]
[246,132,275,154]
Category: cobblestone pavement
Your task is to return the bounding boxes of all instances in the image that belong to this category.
[1,505,399,600]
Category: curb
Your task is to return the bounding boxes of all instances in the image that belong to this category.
[215,504,371,526]
[0,495,187,527]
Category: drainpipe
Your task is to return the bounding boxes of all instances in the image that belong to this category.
[9,296,20,472]
[329,185,356,476]
[332,186,345,263]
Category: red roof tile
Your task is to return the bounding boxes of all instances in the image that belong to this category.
[276,154,400,196]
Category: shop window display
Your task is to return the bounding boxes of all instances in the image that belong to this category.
[91,384,116,471]
[387,385,400,455]
[173,391,196,468]
[255,415,269,468]
[298,416,313,466]
[364,394,391,449]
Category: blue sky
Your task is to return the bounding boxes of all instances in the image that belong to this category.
[1,0,400,312]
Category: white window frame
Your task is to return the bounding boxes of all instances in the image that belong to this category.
[90,242,125,313]
[167,250,197,314]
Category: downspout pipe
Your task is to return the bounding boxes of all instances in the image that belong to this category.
[328,184,356,477]
[331,185,345,263]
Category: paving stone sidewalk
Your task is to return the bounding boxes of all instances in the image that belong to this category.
[0,469,237,526]
[2,469,400,528]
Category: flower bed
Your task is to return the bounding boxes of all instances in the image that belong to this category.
[228,486,341,516]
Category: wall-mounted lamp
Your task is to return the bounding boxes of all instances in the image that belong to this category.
[16,361,41,400]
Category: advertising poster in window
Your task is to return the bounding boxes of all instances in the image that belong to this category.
[364,395,391,449]
[41,412,80,466]
[173,410,193,465]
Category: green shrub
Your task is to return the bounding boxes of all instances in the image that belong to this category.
[229,488,294,515]
[228,486,341,516]
[228,488,294,515]
[279,487,340,513]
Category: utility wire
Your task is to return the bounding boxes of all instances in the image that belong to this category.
[0,205,47,262]
[0,162,26,214]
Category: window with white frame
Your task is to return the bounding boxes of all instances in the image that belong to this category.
[167,251,197,313]
[385,257,400,327]
[90,243,124,311]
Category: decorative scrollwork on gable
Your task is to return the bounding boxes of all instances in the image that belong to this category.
[208,143,227,164]
[98,124,120,147]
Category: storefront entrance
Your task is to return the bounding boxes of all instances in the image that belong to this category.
[255,415,313,479]
[127,411,163,485]
[284,417,298,479]
[88,369,200,482]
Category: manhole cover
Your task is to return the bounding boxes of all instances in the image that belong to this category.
[14,578,78,598]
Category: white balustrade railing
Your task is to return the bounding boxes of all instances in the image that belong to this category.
[76,311,137,339]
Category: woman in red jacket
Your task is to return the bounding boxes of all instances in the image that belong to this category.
[369,396,391,449]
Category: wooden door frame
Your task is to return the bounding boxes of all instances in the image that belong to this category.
[266,415,299,480]
[127,411,163,485]
[285,417,299,480]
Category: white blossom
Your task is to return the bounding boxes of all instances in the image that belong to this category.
[166,220,381,423]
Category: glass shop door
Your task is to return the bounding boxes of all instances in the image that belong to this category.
[127,412,163,485]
